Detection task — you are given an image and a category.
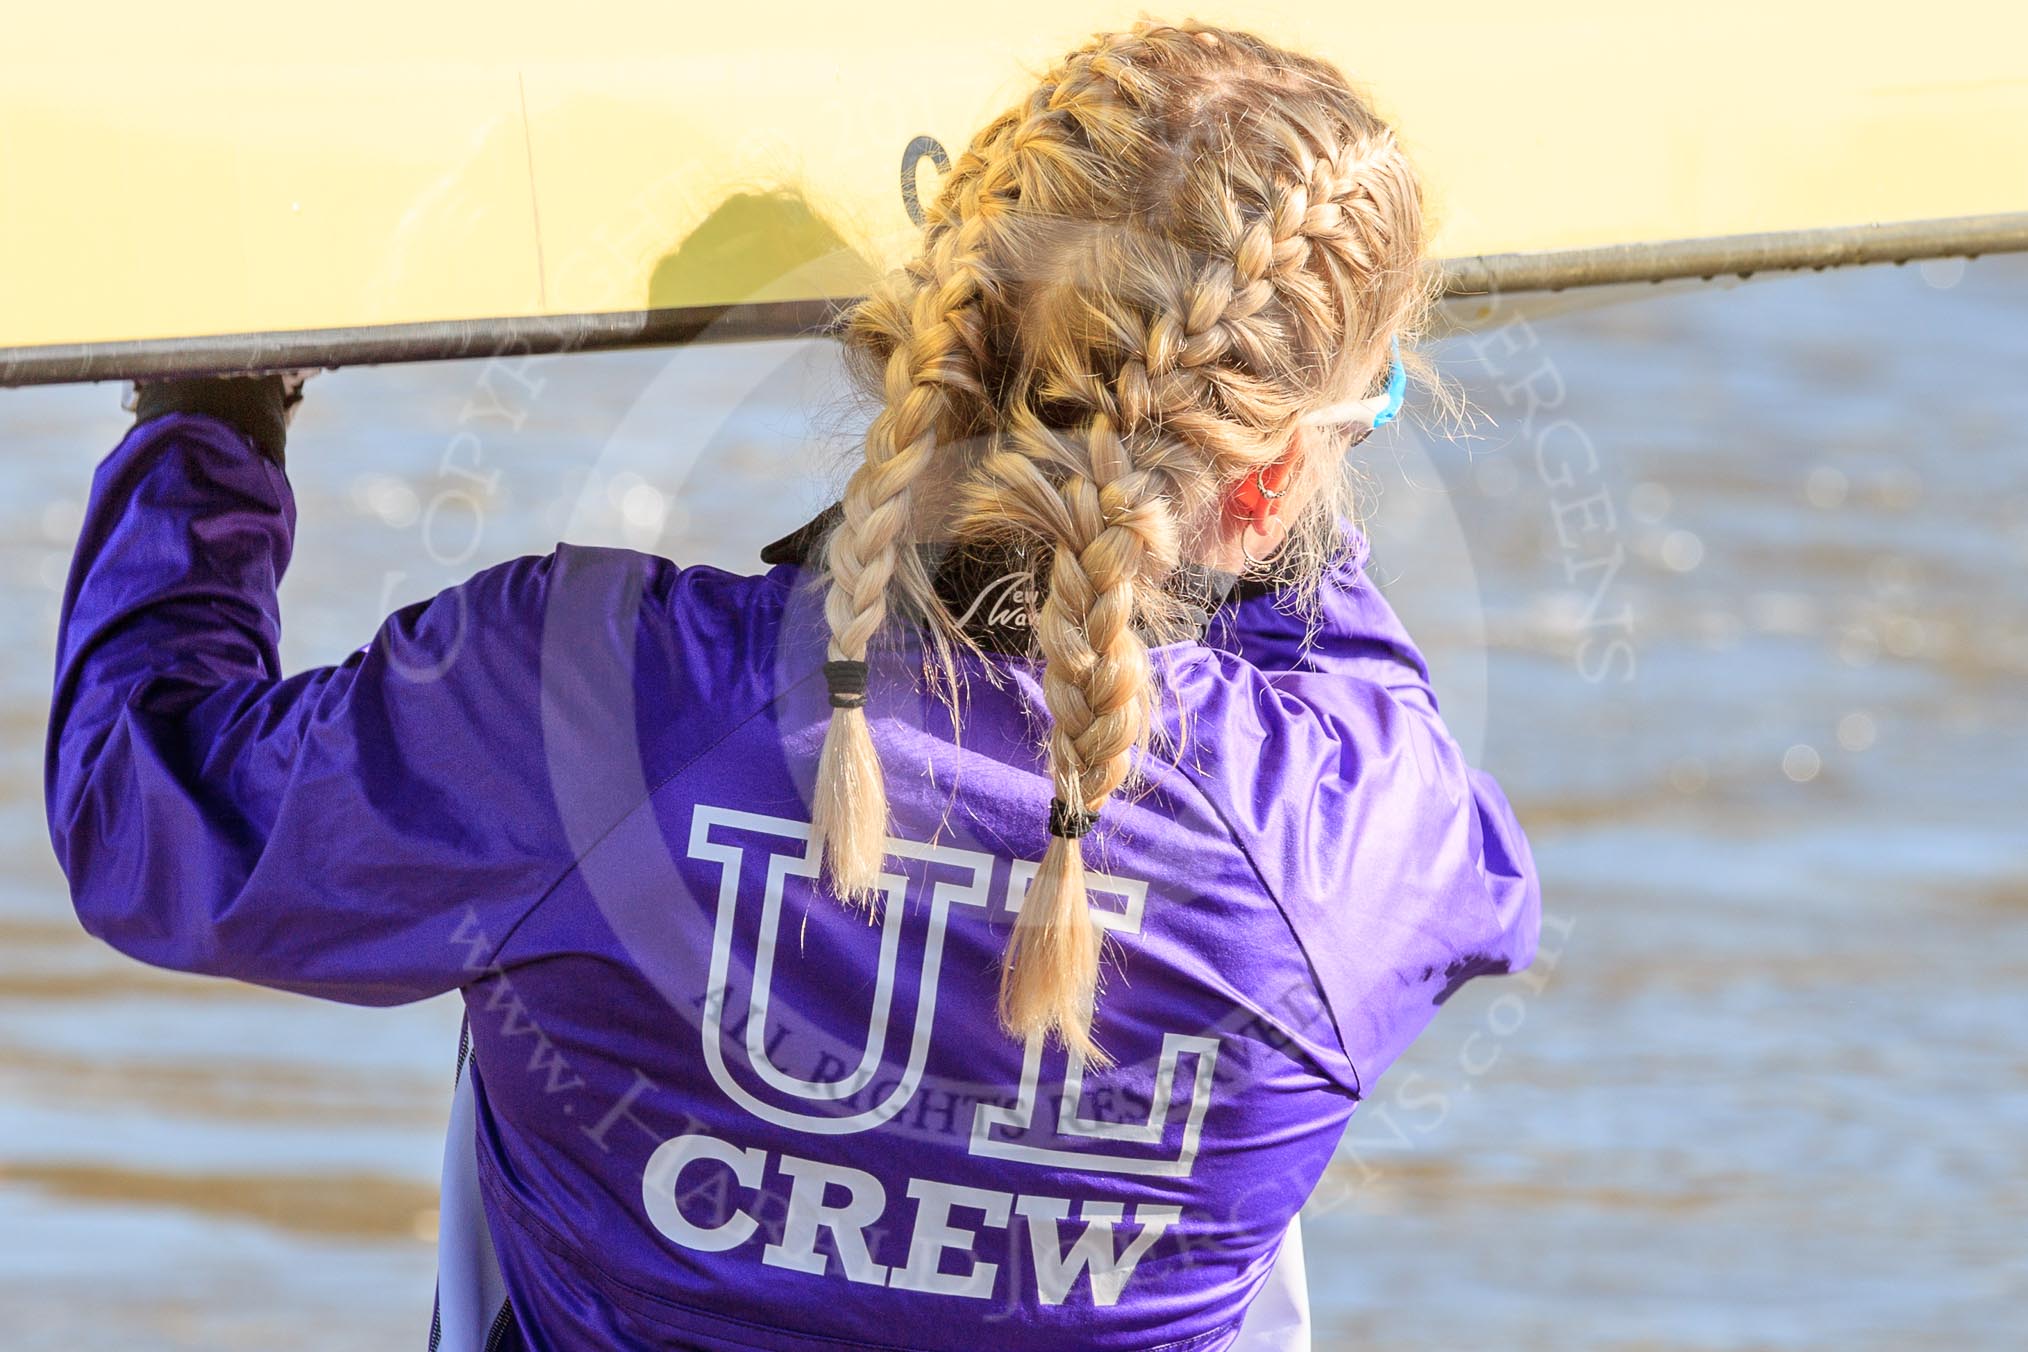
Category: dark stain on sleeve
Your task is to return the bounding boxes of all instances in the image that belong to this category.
[1431,953,1511,1005]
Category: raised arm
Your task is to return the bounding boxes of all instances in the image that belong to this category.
[45,384,579,1004]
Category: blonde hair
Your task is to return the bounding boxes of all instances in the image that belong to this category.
[811,19,1432,1058]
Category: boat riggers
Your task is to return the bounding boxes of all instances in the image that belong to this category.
[643,1132,1179,1307]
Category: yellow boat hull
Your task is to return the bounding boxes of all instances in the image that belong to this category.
[3,3,2026,381]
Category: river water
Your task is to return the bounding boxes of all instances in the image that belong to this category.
[2,254,2023,1349]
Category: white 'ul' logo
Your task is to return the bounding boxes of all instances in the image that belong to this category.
[690,806,994,1136]
[687,805,1218,1177]
[967,861,1219,1178]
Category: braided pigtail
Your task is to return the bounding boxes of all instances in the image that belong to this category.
[997,407,1181,1062]
[812,135,1015,902]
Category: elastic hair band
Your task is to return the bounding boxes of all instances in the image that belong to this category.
[823,659,869,709]
[1048,798,1097,840]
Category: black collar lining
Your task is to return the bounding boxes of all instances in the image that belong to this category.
[759,504,1259,656]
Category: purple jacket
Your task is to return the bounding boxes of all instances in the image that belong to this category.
[48,410,1539,1350]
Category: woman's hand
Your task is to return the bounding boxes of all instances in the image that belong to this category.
[278,369,318,426]
[122,369,327,466]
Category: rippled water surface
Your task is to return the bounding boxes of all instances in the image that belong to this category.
[3,256,2024,1349]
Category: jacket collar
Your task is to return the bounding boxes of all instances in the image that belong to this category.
[760,504,1261,655]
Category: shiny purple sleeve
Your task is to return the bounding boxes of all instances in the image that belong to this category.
[45,414,578,1005]
[1219,522,1541,1095]
[1219,523,1438,714]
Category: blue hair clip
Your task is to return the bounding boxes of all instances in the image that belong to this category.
[1372,337,1406,429]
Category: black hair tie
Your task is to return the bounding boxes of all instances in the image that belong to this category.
[1048,797,1097,839]
[823,659,869,709]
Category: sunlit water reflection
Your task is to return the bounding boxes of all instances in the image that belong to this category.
[3,256,2023,1349]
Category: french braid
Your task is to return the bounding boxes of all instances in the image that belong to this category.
[813,19,1432,1055]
